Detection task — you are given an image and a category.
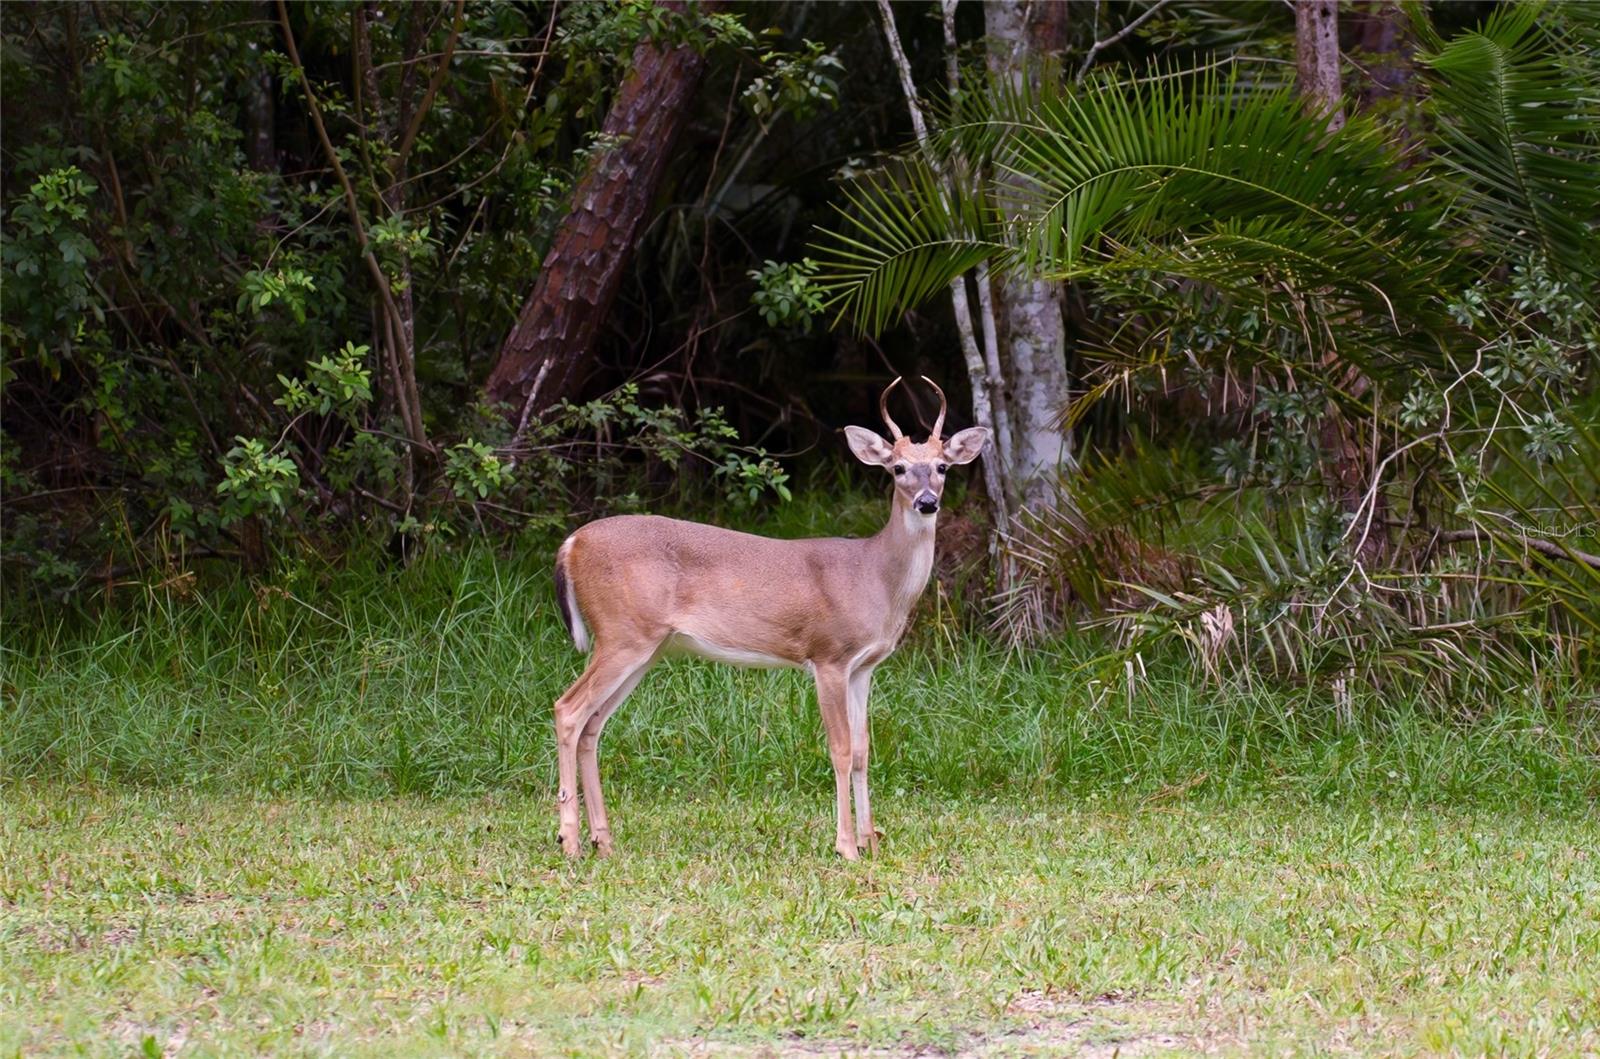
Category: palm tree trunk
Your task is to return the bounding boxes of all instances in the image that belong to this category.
[484,1,721,435]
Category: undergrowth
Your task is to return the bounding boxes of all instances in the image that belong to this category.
[3,531,1596,807]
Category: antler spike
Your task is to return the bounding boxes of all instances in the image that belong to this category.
[920,375,947,440]
[878,377,905,440]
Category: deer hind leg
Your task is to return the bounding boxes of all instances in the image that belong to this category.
[577,653,655,858]
[847,663,879,856]
[812,663,858,861]
[553,644,654,859]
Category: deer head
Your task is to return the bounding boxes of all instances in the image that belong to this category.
[843,376,991,516]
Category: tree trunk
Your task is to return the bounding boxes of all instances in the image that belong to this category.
[1296,1,1383,563]
[245,4,275,172]
[1351,0,1412,107]
[1295,0,1345,132]
[985,0,1073,513]
[484,1,721,433]
[878,0,1015,578]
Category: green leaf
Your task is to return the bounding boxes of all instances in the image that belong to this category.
[1419,3,1600,285]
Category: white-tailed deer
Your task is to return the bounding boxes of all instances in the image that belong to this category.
[550,377,989,860]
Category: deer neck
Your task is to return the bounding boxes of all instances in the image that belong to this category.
[870,491,938,619]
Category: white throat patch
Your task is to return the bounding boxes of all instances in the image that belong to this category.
[902,506,938,536]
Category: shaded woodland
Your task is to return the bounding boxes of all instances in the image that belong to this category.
[3,0,1596,696]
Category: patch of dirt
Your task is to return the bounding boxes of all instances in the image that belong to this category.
[663,990,1220,1057]
[621,970,668,988]
[108,1018,190,1055]
[15,923,139,953]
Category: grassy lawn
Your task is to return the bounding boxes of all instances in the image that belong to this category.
[5,549,1599,1054]
[4,785,1598,1057]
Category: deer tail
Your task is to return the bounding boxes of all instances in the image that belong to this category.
[554,536,590,653]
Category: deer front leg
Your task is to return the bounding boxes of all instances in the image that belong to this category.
[813,664,858,861]
[848,664,878,856]
[577,659,653,858]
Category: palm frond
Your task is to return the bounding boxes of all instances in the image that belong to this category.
[812,67,1455,336]
[997,69,1446,292]
[812,159,1002,336]
[1419,2,1600,284]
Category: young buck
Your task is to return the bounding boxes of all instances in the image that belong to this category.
[551,377,990,860]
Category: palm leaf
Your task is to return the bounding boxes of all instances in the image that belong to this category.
[1418,2,1600,284]
[1474,417,1600,636]
[812,160,1001,336]
[812,67,1454,337]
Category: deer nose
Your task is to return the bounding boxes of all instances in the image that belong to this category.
[915,494,939,515]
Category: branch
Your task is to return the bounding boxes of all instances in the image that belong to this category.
[1434,528,1600,571]
[276,0,429,453]
[1076,0,1173,82]
[877,0,932,147]
[394,0,466,173]
[275,1,370,257]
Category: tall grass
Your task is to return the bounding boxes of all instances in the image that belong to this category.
[4,536,1596,807]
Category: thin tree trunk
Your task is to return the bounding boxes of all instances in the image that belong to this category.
[355,3,425,504]
[1296,0,1383,563]
[985,0,1073,513]
[1296,0,1345,132]
[484,1,721,433]
[876,0,1012,536]
[1352,0,1412,107]
[940,1,1015,527]
[246,3,275,172]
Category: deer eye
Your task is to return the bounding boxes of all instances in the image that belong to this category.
[936,463,949,474]
[893,465,906,476]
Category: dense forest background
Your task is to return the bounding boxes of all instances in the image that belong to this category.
[3,0,1597,700]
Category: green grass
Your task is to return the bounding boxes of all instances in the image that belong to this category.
[3,787,1598,1056]
[3,545,1596,805]
[3,524,1599,1054]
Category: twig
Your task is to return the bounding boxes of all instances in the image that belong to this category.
[274,0,428,456]
[1434,528,1600,571]
[394,0,466,173]
[1076,0,1173,82]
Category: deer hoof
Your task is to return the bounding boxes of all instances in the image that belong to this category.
[591,834,614,858]
[834,838,860,861]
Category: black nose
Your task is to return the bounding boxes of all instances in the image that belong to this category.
[916,498,939,515]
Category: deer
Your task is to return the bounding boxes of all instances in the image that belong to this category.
[550,377,990,860]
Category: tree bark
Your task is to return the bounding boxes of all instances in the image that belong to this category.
[985,0,1073,513]
[484,1,721,432]
[1295,0,1345,132]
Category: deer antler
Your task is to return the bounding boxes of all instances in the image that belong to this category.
[920,376,946,440]
[878,377,905,440]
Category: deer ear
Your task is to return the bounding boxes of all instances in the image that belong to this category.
[942,426,991,465]
[844,426,896,467]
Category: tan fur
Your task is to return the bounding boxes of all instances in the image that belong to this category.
[550,384,989,861]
